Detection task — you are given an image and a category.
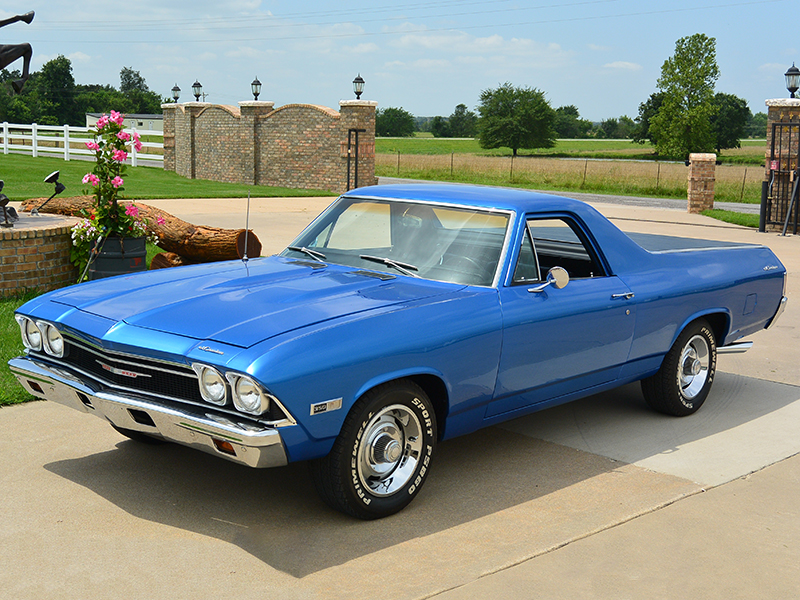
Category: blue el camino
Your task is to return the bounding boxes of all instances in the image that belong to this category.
[9,184,788,519]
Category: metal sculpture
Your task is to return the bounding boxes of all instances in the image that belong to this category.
[0,180,19,228]
[0,11,34,94]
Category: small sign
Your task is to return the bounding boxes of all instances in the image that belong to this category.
[770,160,779,171]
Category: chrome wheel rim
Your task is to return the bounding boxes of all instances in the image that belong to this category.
[678,334,710,400]
[357,403,423,497]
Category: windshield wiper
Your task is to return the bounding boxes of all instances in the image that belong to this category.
[287,246,326,262]
[359,254,419,278]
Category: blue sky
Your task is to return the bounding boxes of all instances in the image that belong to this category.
[2,0,796,121]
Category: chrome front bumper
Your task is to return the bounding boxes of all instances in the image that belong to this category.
[8,356,288,469]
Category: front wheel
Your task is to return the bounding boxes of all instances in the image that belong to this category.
[310,380,437,519]
[641,319,717,416]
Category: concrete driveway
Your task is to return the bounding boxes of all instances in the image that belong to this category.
[1,194,798,599]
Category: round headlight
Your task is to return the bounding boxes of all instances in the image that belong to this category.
[21,318,42,351]
[233,376,263,414]
[196,366,227,405]
[42,323,65,357]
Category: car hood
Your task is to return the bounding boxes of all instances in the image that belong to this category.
[49,258,462,348]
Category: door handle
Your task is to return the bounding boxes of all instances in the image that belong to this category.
[611,292,635,300]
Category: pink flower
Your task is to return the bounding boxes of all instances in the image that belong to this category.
[110,110,124,126]
[156,216,166,226]
[132,132,142,152]
[116,131,130,142]
[82,173,99,186]
[125,204,139,218]
[85,141,99,151]
[112,149,128,162]
[111,176,124,188]
[96,115,109,130]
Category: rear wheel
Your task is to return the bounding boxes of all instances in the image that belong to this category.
[641,319,717,416]
[311,380,437,519]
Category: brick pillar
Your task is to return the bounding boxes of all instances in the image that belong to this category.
[687,153,716,213]
[764,99,800,231]
[161,103,176,172]
[239,101,275,186]
[339,100,378,191]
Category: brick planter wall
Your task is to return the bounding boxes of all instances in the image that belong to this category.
[0,215,78,297]
[162,100,376,194]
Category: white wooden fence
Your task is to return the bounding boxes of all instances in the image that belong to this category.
[1,122,164,167]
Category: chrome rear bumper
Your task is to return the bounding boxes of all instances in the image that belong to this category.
[8,356,288,469]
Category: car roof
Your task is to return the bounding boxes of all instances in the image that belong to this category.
[344,183,590,214]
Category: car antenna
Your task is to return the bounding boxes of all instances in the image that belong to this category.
[242,191,251,266]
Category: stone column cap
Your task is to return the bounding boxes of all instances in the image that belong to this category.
[239,101,275,108]
[765,98,800,107]
[339,100,378,108]
[689,153,717,161]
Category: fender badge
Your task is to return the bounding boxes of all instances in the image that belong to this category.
[763,265,779,271]
[310,398,343,416]
[198,345,225,355]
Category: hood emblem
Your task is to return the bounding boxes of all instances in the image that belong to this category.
[96,361,150,379]
[198,346,225,355]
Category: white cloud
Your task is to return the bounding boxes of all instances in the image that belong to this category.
[588,44,612,52]
[603,61,642,71]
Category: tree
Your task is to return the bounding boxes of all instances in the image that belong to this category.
[120,67,148,94]
[376,107,415,137]
[36,55,78,125]
[430,115,451,138]
[746,112,768,138]
[477,83,556,156]
[632,92,664,145]
[448,103,477,138]
[710,92,750,152]
[119,67,164,114]
[554,105,593,139]
[650,33,720,159]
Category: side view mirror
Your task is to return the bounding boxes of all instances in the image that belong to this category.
[528,266,569,294]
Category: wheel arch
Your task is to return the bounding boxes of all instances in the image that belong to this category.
[352,370,450,441]
[676,309,730,347]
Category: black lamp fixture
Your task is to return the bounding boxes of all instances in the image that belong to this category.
[251,77,262,101]
[192,80,203,102]
[786,63,800,99]
[352,74,365,100]
[171,84,181,102]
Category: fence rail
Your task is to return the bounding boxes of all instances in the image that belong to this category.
[1,122,164,166]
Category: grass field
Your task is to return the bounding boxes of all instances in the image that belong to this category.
[0,153,332,201]
[0,291,38,406]
[377,153,764,204]
[376,137,767,165]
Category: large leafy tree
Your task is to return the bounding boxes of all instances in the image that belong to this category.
[650,33,720,159]
[710,92,750,152]
[37,55,78,125]
[119,66,163,114]
[430,115,451,138]
[477,83,556,156]
[376,107,415,137]
[448,103,477,138]
[554,105,593,139]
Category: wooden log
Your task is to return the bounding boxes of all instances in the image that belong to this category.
[20,196,262,262]
[150,252,196,270]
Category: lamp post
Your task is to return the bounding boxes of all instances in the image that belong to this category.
[352,74,365,100]
[171,84,180,103]
[786,63,800,99]
[192,80,203,102]
[251,77,262,101]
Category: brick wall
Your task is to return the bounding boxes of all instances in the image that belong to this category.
[687,153,716,213]
[0,221,78,297]
[764,99,800,231]
[162,100,377,194]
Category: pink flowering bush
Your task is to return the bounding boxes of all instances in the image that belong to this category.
[72,111,155,279]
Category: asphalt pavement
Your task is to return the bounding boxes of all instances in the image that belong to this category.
[1,189,798,599]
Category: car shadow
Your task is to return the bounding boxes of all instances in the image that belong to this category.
[43,372,798,577]
[44,427,617,578]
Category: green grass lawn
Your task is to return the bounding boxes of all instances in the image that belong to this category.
[0,291,38,406]
[0,153,333,201]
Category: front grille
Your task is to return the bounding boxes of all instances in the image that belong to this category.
[33,335,291,425]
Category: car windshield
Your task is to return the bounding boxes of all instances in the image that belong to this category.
[282,197,510,286]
